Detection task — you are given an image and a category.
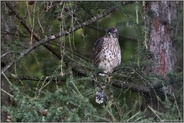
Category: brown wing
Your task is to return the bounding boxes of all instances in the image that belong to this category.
[93,38,105,54]
[92,37,106,65]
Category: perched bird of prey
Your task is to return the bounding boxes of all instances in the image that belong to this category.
[92,27,121,104]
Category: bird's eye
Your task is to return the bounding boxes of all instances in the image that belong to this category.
[108,32,112,36]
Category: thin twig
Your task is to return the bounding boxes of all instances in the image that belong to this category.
[2,72,12,85]
[48,42,91,62]
[1,51,13,58]
[147,105,163,121]
[1,88,14,98]
[1,31,28,38]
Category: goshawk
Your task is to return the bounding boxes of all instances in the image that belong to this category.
[92,27,121,104]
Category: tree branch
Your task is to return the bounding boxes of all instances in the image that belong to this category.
[112,73,182,97]
[1,51,13,58]
[7,74,66,83]
[1,31,29,38]
[112,80,151,93]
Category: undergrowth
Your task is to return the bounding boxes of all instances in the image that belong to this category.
[2,69,183,122]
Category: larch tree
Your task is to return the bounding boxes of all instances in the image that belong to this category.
[145,1,178,77]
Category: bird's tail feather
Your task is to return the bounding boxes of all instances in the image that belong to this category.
[96,87,104,104]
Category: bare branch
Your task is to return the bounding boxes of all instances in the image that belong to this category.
[48,42,91,62]
[112,74,182,96]
[6,74,66,82]
[1,31,29,38]
[1,51,13,58]
[112,80,151,93]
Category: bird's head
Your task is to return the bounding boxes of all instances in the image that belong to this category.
[106,27,119,38]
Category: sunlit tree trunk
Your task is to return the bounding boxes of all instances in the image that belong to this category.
[145,1,178,77]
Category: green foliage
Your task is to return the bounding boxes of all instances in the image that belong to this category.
[2,64,183,122]
[2,79,97,122]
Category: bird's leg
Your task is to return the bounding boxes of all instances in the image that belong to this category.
[106,74,113,83]
[103,73,115,103]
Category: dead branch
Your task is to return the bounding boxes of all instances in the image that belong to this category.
[111,71,182,100]
[6,74,66,83]
[1,51,13,58]
[112,80,151,93]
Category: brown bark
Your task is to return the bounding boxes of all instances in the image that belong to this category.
[145,1,178,77]
[1,2,15,122]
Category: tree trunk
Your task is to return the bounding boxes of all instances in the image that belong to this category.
[1,1,15,122]
[145,1,178,77]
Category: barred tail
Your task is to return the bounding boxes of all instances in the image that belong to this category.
[96,87,104,104]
